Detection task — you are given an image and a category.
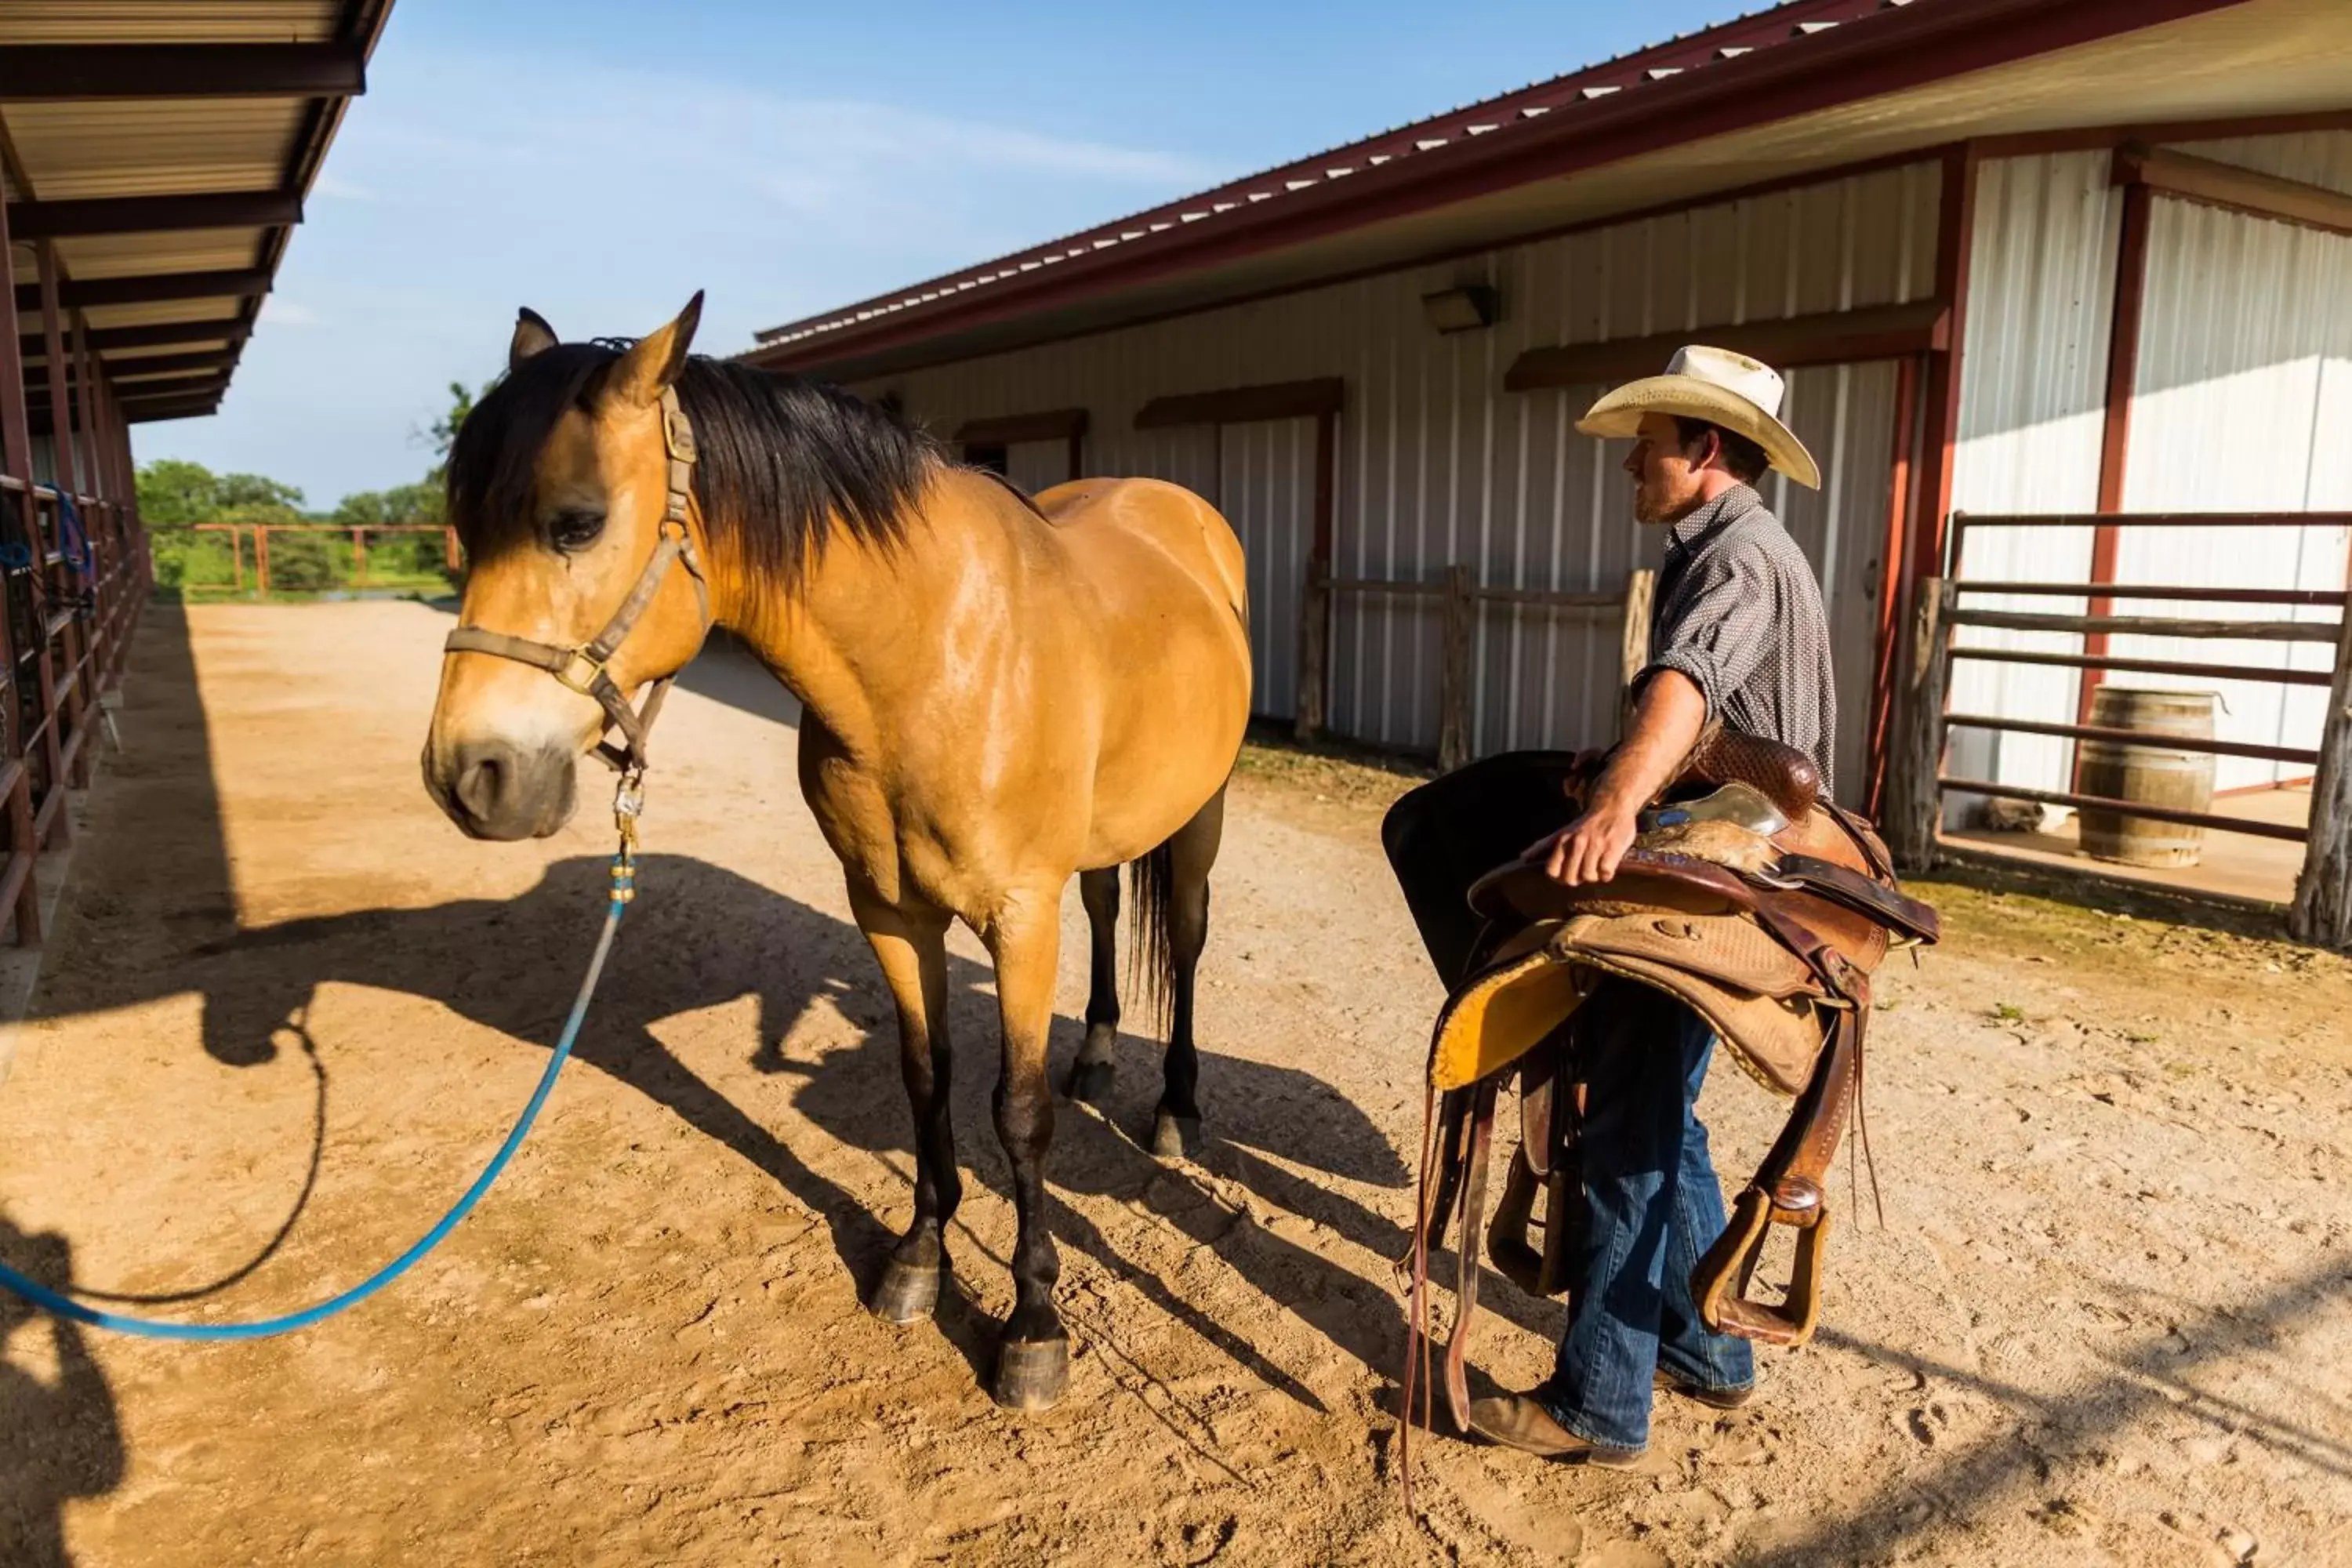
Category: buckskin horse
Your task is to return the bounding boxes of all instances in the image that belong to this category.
[420,294,1253,1410]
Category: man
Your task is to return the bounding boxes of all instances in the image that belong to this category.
[1468,345,1835,1466]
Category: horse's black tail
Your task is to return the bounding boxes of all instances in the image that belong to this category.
[1127,841,1176,1032]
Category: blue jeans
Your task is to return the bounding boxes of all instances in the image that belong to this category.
[1538,981,1754,1450]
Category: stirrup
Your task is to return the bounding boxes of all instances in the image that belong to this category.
[1692,1183,1831,1346]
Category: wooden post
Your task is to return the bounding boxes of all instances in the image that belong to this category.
[353,527,368,588]
[1438,564,1473,772]
[445,525,461,573]
[230,527,245,593]
[0,189,44,942]
[2288,608,2352,950]
[1886,576,1952,873]
[254,524,271,597]
[1294,563,1329,742]
[1617,567,1656,738]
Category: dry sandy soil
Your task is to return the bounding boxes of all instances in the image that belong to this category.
[0,601,2347,1567]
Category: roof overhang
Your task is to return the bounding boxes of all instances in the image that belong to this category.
[2,2,394,426]
[750,0,2352,384]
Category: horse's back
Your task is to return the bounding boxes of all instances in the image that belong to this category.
[1033,477,1247,626]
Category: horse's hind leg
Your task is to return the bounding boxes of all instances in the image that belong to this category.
[1064,868,1121,1103]
[1152,786,1226,1161]
[851,887,959,1327]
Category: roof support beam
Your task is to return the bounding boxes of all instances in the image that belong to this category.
[7,190,303,239]
[1135,378,1344,428]
[13,267,270,313]
[103,350,243,381]
[0,43,365,101]
[2115,144,2352,239]
[1504,300,1949,393]
[952,408,1089,445]
[122,399,223,424]
[36,380,229,414]
[16,318,252,354]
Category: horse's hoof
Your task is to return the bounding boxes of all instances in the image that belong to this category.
[1065,1058,1116,1104]
[1151,1112,1203,1162]
[871,1259,942,1325]
[991,1336,1069,1412]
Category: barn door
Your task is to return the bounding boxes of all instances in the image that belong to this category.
[1217,416,1319,721]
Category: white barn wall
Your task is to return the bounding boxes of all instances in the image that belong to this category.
[1944,150,2120,808]
[861,160,1942,792]
[2112,166,2352,790]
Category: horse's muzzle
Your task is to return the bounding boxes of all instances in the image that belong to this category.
[432,738,579,840]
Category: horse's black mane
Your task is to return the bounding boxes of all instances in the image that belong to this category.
[445,339,939,587]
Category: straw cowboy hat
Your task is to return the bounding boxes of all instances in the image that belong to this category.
[1577,345,1820,490]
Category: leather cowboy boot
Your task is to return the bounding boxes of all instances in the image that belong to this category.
[1465,1394,1643,1467]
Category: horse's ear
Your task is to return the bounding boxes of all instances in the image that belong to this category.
[510,307,558,371]
[608,291,704,408]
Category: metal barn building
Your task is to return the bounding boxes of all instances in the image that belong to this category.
[746,0,2352,820]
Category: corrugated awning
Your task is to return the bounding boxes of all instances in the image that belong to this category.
[2,0,393,424]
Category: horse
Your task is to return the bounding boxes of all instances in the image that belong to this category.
[420,293,1254,1410]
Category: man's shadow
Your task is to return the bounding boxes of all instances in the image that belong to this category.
[0,1222,125,1568]
[173,853,1493,1406]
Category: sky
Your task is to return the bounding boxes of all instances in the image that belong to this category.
[147,0,1740,508]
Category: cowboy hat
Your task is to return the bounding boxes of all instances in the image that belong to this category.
[1576,345,1820,490]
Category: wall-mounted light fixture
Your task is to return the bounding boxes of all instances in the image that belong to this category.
[1421,285,1500,334]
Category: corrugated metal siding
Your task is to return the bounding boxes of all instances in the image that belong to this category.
[866,159,1940,779]
[2,100,304,199]
[1944,150,2120,808]
[1221,416,1316,720]
[1002,438,1070,495]
[2111,179,2352,789]
[56,227,263,280]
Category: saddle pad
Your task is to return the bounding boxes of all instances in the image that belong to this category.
[1547,911,1824,1002]
[1427,930,1594,1091]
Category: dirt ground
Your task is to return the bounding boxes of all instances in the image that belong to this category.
[1,601,2347,1567]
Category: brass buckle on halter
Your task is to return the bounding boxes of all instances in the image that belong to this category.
[553,647,606,695]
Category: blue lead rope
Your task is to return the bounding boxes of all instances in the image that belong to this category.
[0,859,632,1341]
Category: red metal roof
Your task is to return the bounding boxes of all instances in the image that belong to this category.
[749,0,2246,373]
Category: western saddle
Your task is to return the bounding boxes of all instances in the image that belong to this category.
[1382,726,1939,1442]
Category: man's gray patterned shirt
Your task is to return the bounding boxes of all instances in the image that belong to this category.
[1639,482,1838,794]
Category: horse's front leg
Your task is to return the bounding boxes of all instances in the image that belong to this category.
[851,886,959,1326]
[984,891,1069,1410]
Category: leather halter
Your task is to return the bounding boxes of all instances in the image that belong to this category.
[442,387,711,775]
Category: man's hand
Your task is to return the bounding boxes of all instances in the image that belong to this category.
[1525,668,1708,887]
[1528,800,1641,886]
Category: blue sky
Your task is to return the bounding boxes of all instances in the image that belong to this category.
[151,0,1737,506]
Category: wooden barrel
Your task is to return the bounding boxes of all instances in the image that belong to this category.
[2075,687,2218,868]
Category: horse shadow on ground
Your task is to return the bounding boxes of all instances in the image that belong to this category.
[0,1221,125,1568]
[150,851,1533,1409]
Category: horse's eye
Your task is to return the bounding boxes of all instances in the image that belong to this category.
[548,508,606,551]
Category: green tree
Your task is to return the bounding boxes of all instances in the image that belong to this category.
[332,480,443,527]
[135,459,304,524]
